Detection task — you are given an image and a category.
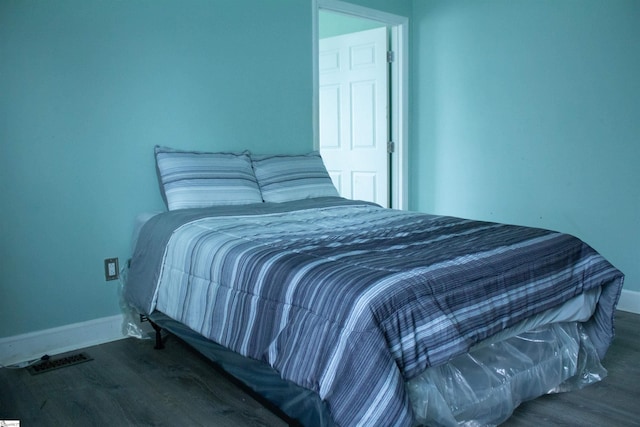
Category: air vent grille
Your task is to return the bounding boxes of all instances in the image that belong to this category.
[27,352,92,375]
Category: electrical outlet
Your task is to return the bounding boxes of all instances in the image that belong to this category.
[104,258,119,281]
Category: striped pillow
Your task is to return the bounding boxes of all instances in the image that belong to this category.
[155,146,263,210]
[251,152,339,203]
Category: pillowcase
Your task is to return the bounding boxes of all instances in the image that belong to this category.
[155,145,263,210]
[251,151,339,203]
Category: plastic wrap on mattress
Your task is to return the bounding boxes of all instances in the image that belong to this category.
[124,213,609,426]
[120,212,163,340]
[407,322,606,427]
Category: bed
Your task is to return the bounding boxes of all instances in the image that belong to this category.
[123,146,624,427]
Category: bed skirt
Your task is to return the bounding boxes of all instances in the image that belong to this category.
[141,311,605,427]
[147,311,336,426]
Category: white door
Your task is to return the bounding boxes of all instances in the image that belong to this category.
[319,27,389,207]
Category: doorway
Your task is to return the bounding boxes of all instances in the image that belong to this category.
[319,25,389,207]
[313,0,409,210]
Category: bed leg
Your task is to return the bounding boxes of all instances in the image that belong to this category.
[149,320,165,350]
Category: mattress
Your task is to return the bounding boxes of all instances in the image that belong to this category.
[123,197,623,426]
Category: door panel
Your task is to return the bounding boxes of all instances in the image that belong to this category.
[352,171,377,202]
[319,27,389,207]
[319,85,341,148]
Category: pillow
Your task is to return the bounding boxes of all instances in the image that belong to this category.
[251,151,339,203]
[154,145,263,210]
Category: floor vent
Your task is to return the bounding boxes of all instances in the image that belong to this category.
[27,352,93,375]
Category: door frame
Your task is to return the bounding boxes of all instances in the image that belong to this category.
[312,0,409,210]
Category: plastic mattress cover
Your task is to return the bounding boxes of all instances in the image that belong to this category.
[121,213,608,426]
[407,321,606,427]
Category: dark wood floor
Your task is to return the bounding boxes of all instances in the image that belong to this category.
[1,310,638,426]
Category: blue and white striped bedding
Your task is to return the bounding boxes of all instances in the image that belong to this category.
[154,146,263,210]
[251,152,340,203]
[125,197,623,427]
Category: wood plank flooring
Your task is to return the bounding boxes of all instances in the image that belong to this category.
[1,310,638,426]
[0,328,287,427]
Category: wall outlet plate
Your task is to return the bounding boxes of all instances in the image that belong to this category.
[104,258,119,281]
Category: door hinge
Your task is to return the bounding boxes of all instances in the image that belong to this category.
[387,51,395,63]
[387,141,396,153]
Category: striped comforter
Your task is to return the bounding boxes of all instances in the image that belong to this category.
[126,197,623,427]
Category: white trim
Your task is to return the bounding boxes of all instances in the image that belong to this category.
[617,288,640,314]
[316,0,407,24]
[312,0,409,210]
[0,314,126,367]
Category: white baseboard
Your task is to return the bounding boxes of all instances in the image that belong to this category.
[617,288,640,314]
[0,314,126,367]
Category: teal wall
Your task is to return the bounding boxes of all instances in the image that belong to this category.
[411,0,639,294]
[0,0,313,338]
[1,0,637,339]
